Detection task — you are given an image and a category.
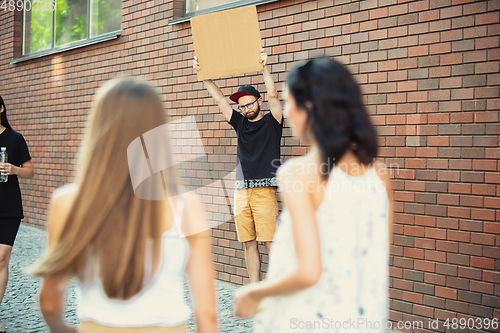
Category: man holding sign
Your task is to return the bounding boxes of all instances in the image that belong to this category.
[193,50,283,283]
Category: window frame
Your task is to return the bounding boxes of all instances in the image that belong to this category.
[168,0,278,25]
[12,0,121,64]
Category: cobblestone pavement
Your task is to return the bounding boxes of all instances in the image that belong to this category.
[0,224,252,333]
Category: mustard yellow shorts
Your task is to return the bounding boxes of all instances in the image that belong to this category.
[234,187,279,242]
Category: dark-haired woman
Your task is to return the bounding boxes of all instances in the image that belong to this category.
[0,96,34,333]
[234,58,394,332]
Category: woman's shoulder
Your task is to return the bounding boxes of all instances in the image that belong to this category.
[6,128,24,138]
[175,192,208,238]
[52,183,78,202]
[47,184,78,245]
[277,154,319,182]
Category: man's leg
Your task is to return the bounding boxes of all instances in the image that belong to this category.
[234,189,260,282]
[244,240,261,283]
[0,244,13,306]
[252,187,279,280]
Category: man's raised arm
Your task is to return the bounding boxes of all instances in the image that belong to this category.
[193,56,233,122]
[259,50,282,124]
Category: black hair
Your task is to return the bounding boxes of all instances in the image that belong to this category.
[286,57,377,174]
[0,95,12,130]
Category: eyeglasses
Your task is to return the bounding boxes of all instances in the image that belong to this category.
[237,98,259,112]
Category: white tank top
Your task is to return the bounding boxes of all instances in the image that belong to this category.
[255,166,390,332]
[76,199,191,327]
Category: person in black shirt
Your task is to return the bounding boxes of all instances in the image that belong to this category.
[194,50,283,283]
[0,96,34,333]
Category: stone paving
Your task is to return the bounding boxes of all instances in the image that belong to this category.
[0,224,252,333]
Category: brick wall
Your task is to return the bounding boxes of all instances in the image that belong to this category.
[1,0,499,331]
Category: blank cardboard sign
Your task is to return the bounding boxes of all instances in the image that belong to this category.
[191,5,263,81]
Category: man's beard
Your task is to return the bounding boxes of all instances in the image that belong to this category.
[245,105,260,120]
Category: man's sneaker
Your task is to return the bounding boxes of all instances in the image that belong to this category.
[0,318,5,333]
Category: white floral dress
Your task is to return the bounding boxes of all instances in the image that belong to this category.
[254,167,390,333]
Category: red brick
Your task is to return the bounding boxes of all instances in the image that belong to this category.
[415,147,438,158]
[389,4,408,16]
[407,91,428,102]
[393,278,414,291]
[428,113,450,124]
[471,184,496,196]
[450,112,473,123]
[476,61,500,74]
[428,136,449,146]
[397,81,418,92]
[405,180,426,191]
[448,207,471,219]
[484,221,500,234]
[436,194,459,206]
[476,12,500,25]
[370,7,388,19]
[426,228,447,240]
[425,249,447,262]
[458,266,482,281]
[405,225,425,237]
[430,66,451,78]
[440,53,463,66]
[476,36,500,49]
[333,14,350,26]
[449,183,472,194]
[419,10,440,22]
[402,291,423,304]
[448,230,471,242]
[471,232,496,246]
[484,197,500,209]
[436,240,458,253]
[317,38,333,48]
[404,247,424,259]
[470,280,495,294]
[415,215,436,227]
[413,304,434,318]
[409,0,429,13]
[415,260,436,272]
[436,286,457,300]
[471,208,496,221]
[369,29,388,40]
[475,111,499,123]
[424,272,446,286]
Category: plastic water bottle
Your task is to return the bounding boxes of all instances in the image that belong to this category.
[0,147,8,182]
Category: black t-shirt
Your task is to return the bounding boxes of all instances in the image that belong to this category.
[228,110,283,189]
[0,128,31,218]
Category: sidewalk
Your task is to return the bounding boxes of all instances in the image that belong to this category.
[0,224,252,333]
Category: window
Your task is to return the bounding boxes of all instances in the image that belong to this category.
[185,0,236,14]
[169,0,277,24]
[22,0,121,56]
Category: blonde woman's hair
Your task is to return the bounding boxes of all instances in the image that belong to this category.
[32,78,178,300]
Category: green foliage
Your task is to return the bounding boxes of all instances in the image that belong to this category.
[55,0,87,46]
[29,6,52,53]
[90,0,121,37]
[25,0,121,54]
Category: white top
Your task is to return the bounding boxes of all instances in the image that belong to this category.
[77,200,191,327]
[254,166,390,333]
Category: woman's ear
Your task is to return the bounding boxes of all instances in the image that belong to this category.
[304,101,313,112]
[0,105,3,113]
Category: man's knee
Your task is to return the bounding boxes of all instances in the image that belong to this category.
[244,239,258,250]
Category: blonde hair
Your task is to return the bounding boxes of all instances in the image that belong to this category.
[32,78,178,300]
